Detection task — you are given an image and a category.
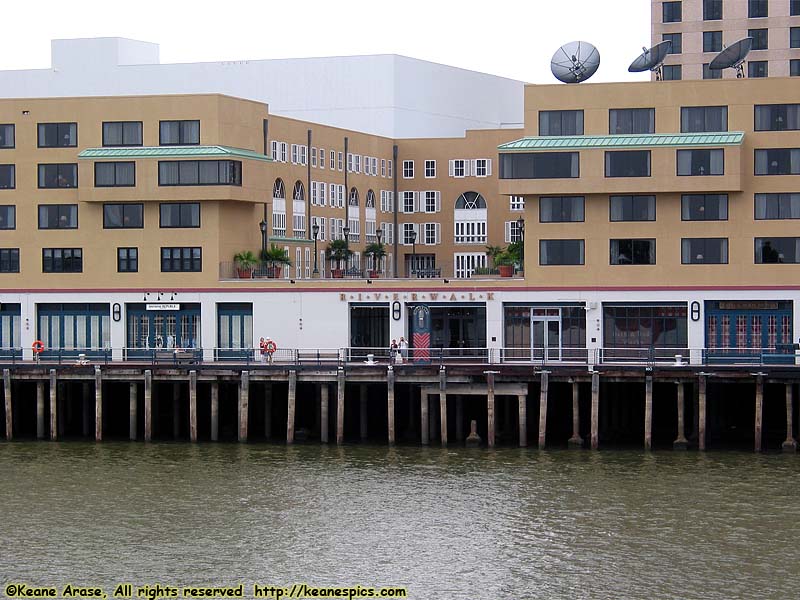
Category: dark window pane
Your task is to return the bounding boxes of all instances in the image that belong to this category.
[754,105,800,131]
[37,123,77,148]
[539,196,584,222]
[605,151,651,177]
[681,238,728,264]
[662,65,682,80]
[703,63,722,79]
[0,125,14,149]
[748,61,768,78]
[681,194,728,220]
[610,196,656,221]
[749,29,768,50]
[539,240,584,265]
[103,203,143,228]
[539,111,584,136]
[0,205,15,229]
[681,106,727,132]
[703,0,722,20]
[610,239,656,265]
[677,149,724,175]
[662,33,682,54]
[0,165,15,189]
[499,152,579,179]
[703,31,722,53]
[609,109,655,134]
[38,164,77,188]
[755,238,800,263]
[160,120,200,145]
[38,205,78,229]
[748,0,767,18]
[663,1,682,22]
[0,248,19,273]
[755,149,800,175]
[755,193,800,219]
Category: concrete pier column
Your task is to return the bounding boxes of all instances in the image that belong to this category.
[698,375,707,451]
[420,390,429,446]
[538,372,549,450]
[360,384,368,441]
[439,367,447,446]
[674,382,688,450]
[238,370,250,442]
[144,370,152,442]
[387,368,396,446]
[754,375,763,453]
[590,372,600,450]
[49,370,58,441]
[783,383,797,452]
[286,370,297,444]
[37,381,45,440]
[320,383,329,444]
[82,382,91,438]
[644,375,653,451]
[129,382,137,441]
[264,383,272,441]
[189,371,197,443]
[455,396,464,441]
[95,367,103,442]
[3,369,11,441]
[487,372,496,448]
[518,394,527,447]
[336,368,345,445]
[568,380,583,448]
[172,382,181,440]
[210,381,219,442]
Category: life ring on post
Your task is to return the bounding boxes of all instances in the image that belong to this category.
[264,340,277,354]
[32,340,45,354]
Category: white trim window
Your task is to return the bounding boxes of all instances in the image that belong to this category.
[311,147,317,168]
[455,253,486,279]
[300,145,307,166]
[330,150,336,170]
[348,218,360,243]
[380,190,394,213]
[365,219,377,243]
[425,160,436,178]
[280,143,288,163]
[473,159,492,177]
[320,148,325,169]
[402,191,417,214]
[304,248,311,279]
[312,216,327,241]
[355,154,362,174]
[388,160,393,178]
[504,220,523,243]
[381,159,387,177]
[454,191,488,244]
[311,181,319,206]
[318,182,326,206]
[293,214,306,238]
[291,144,299,165]
[338,152,344,171]
[403,160,414,179]
[296,248,302,279]
[449,159,469,178]
[510,195,525,211]
[270,140,279,161]
[272,212,286,237]
[347,153,354,173]
[372,157,378,176]
[381,222,394,244]
[424,222,441,245]
[403,223,420,245]
[424,191,441,213]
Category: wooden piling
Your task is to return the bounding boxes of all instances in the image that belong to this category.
[189,371,197,443]
[387,368,395,446]
[698,375,706,451]
[336,368,345,445]
[37,381,45,440]
[239,370,249,442]
[420,391,429,445]
[210,381,219,442]
[518,394,527,447]
[360,384,368,440]
[439,367,447,446]
[644,375,653,451]
[783,383,797,452]
[754,375,763,453]
[320,383,329,443]
[264,383,272,441]
[3,369,11,441]
[590,372,600,449]
[538,372,549,450]
[568,380,582,448]
[129,382,137,441]
[287,370,297,444]
[674,382,688,450]
[144,370,152,442]
[94,367,103,442]
[49,369,57,441]
[487,372,496,448]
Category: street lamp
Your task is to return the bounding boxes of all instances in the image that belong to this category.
[312,222,320,276]
[259,219,268,255]
[409,228,417,278]
[516,216,525,272]
[375,227,383,274]
[343,225,351,275]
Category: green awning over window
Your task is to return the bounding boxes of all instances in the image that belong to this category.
[78,145,272,162]
[498,132,744,152]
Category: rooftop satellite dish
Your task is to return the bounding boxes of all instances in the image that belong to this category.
[628,40,672,80]
[709,37,753,78]
[551,41,600,84]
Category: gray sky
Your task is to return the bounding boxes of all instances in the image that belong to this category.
[0,0,651,83]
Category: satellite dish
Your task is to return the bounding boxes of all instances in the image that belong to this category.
[709,37,753,78]
[551,41,600,84]
[628,40,672,80]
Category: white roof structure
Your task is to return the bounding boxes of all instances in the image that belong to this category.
[0,37,525,139]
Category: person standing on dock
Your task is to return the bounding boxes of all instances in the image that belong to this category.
[390,339,399,364]
[399,336,409,361]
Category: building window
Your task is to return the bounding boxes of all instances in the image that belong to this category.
[610,239,656,265]
[474,159,491,177]
[793,0,800,15]
[95,161,135,187]
[677,149,724,176]
[0,124,14,148]
[703,31,723,53]
[540,240,584,266]
[37,123,77,148]
[103,203,143,228]
[609,195,655,221]
[425,160,436,178]
[102,122,143,147]
[402,223,418,245]
[703,63,722,79]
[792,60,800,77]
[663,1,682,23]
[402,192,415,214]
[505,220,524,243]
[161,247,201,272]
[609,108,655,135]
[424,223,440,245]
[662,65,682,80]
[539,110,584,136]
[681,106,727,132]
[703,0,722,20]
[454,192,487,244]
[311,147,317,168]
[117,248,138,272]
[748,61,768,78]
[749,29,768,50]
[38,164,77,188]
[748,0,768,18]
[755,149,800,175]
[499,152,579,179]
[755,105,800,131]
[160,203,200,228]
[0,205,15,229]
[158,160,241,186]
[662,33,682,54]
[681,238,728,264]
[450,159,467,177]
[43,248,82,273]
[159,120,200,145]
[0,248,19,273]
[38,204,78,229]
[791,28,800,48]
[539,196,584,222]
[682,194,728,220]
[510,196,525,211]
[755,238,800,263]
[403,160,414,178]
[424,191,440,213]
[755,193,800,219]
[603,304,687,349]
[0,165,14,189]
[605,150,651,177]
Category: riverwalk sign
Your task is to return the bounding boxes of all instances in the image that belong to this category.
[340,292,495,302]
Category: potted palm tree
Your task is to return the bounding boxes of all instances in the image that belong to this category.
[364,241,387,278]
[326,239,352,278]
[233,250,258,279]
[494,250,515,277]
[261,244,291,278]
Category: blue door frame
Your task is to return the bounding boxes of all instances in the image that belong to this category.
[0,303,21,359]
[37,303,110,358]
[126,303,201,357]
[705,301,794,364]
[217,303,253,360]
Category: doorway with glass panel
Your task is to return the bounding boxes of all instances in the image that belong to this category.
[531,308,561,362]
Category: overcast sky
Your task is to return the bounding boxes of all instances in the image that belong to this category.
[0,0,651,83]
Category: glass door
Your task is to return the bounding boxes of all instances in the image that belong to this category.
[531,317,561,362]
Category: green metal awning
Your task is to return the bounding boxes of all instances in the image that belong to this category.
[78,145,273,162]
[498,132,744,152]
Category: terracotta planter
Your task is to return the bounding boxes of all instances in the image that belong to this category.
[368,270,380,278]
[266,266,282,279]
[498,265,514,277]
[236,268,253,279]
[331,269,344,279]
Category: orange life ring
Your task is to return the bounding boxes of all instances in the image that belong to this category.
[264,340,277,354]
[32,340,45,354]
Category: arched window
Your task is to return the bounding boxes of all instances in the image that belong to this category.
[454,191,487,245]
[365,189,376,208]
[349,187,359,206]
[293,181,304,201]
[273,178,285,199]
[455,191,487,210]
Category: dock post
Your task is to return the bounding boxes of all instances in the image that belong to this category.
[487,372,496,448]
[360,384,368,441]
[420,390,429,445]
[264,383,272,441]
[82,382,91,437]
[336,367,345,445]
[37,381,45,440]
[144,370,152,442]
[783,383,797,452]
[673,382,688,449]
[754,375,763,453]
[210,381,219,442]
[172,382,181,439]
[518,393,527,447]
[387,368,395,446]
[320,383,329,443]
[568,380,583,448]
[456,396,464,441]
[129,382,137,441]
[3,369,11,441]
[698,375,707,451]
[49,370,57,441]
[590,372,600,450]
[287,370,297,444]
[95,366,103,442]
[538,372,549,450]
[189,371,197,443]
[644,375,653,451]
[439,367,447,446]
[238,370,249,442]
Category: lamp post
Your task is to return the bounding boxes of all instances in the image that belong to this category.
[409,229,417,278]
[343,225,351,275]
[312,223,320,276]
[375,227,383,274]
[259,219,268,256]
[516,216,525,272]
